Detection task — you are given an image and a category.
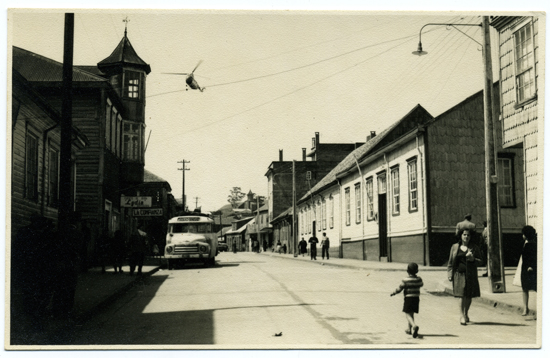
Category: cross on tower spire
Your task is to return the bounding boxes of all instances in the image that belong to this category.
[123,16,130,37]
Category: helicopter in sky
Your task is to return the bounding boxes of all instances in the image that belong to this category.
[163,60,205,92]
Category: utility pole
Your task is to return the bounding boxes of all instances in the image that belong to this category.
[58,13,74,238]
[178,159,190,211]
[482,16,505,293]
[194,196,200,209]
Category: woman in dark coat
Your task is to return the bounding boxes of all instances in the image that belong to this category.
[447,228,483,325]
[520,225,537,316]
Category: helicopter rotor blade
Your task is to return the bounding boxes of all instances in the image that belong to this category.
[191,60,203,75]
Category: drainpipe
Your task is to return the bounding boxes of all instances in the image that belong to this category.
[337,178,343,258]
[352,154,365,260]
[41,123,60,216]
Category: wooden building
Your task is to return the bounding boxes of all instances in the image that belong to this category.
[12,27,152,255]
[298,86,525,266]
[491,16,543,235]
[10,69,89,236]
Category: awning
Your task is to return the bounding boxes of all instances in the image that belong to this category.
[260,227,273,233]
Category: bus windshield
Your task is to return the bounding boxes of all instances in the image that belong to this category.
[171,223,212,234]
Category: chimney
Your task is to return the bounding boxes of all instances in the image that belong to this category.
[315,132,320,145]
[279,149,283,161]
[367,131,377,141]
[302,148,306,161]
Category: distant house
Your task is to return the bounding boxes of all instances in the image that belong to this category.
[298,88,524,266]
[225,216,254,252]
[491,16,542,235]
[246,204,271,250]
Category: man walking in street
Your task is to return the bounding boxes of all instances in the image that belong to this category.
[320,233,330,260]
[308,234,319,260]
[299,237,308,257]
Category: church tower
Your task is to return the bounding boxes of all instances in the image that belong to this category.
[97,24,151,185]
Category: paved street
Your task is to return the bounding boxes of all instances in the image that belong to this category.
[65,252,536,348]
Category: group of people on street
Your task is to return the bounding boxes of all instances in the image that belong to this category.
[388,213,538,338]
[12,213,153,329]
[303,232,330,260]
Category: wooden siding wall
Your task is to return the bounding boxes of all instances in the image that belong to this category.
[498,17,540,230]
[427,85,524,264]
[499,17,539,147]
[11,91,79,236]
[428,95,486,230]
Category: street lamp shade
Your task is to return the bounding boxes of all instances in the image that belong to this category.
[412,42,428,56]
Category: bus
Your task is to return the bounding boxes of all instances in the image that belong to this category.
[165,213,218,269]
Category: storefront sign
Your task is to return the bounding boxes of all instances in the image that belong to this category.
[121,196,152,207]
[133,208,163,216]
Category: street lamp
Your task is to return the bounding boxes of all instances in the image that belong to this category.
[413,18,505,293]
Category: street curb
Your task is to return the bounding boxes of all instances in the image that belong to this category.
[265,252,534,317]
[440,286,537,317]
[75,266,161,324]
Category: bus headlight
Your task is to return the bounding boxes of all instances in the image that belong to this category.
[199,245,209,253]
[166,246,173,254]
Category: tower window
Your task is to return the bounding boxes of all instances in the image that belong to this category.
[125,71,141,99]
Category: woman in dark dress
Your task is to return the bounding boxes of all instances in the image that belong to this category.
[520,225,537,316]
[447,228,483,325]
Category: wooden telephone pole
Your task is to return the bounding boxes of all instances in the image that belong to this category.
[178,159,190,211]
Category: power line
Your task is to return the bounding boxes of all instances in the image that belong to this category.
[158,35,413,140]
[148,31,420,99]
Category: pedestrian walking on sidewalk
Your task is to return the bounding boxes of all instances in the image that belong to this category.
[391,262,423,338]
[320,233,330,260]
[520,225,537,316]
[276,240,282,254]
[299,237,308,257]
[447,228,483,325]
[128,227,147,276]
[308,235,319,260]
[112,230,126,274]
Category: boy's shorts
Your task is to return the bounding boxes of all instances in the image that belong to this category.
[403,296,419,313]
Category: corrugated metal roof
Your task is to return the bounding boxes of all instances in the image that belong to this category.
[97,33,151,74]
[13,46,108,83]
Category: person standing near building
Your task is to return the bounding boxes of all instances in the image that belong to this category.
[320,233,330,260]
[112,229,126,274]
[299,237,308,257]
[520,225,537,316]
[308,234,319,260]
[128,226,147,276]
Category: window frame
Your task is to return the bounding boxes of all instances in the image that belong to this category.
[125,70,142,99]
[322,199,327,230]
[391,165,400,216]
[498,153,516,208]
[366,177,374,221]
[48,145,60,207]
[345,187,351,226]
[123,120,142,162]
[354,183,361,224]
[407,158,419,213]
[329,195,334,229]
[25,128,39,201]
[512,20,537,107]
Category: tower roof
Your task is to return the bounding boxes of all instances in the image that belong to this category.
[97,30,151,74]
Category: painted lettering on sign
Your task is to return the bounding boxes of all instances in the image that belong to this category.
[133,208,163,216]
[121,196,152,207]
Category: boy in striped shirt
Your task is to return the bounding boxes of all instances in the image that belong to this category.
[390,262,423,338]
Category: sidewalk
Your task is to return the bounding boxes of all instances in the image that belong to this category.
[8,257,162,346]
[262,250,536,317]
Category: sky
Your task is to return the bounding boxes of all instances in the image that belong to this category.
[7,6,534,212]
[2,1,549,358]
